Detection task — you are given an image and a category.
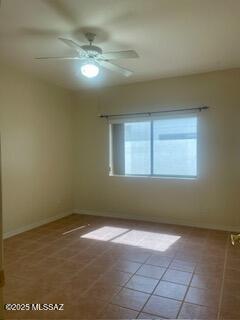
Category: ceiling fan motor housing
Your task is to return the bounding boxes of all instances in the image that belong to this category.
[81,45,102,57]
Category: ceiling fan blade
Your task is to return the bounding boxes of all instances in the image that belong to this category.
[58,37,86,54]
[101,50,139,60]
[98,60,133,77]
[35,56,81,60]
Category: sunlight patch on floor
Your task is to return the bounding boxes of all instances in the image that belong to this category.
[81,226,129,241]
[111,229,180,251]
[81,226,180,251]
[62,225,88,235]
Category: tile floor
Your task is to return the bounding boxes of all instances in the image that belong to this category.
[3,214,240,319]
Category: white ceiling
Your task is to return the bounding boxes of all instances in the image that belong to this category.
[1,0,240,90]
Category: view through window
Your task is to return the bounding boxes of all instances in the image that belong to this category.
[110,115,197,178]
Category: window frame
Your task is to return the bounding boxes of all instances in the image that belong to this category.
[109,114,198,179]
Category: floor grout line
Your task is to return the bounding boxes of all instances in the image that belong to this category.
[216,233,230,320]
[133,254,176,318]
[173,233,209,318]
[175,266,196,319]
[111,253,171,317]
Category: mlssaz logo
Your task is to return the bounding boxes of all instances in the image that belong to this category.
[32,304,64,311]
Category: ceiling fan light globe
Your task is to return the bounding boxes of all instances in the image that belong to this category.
[81,63,99,78]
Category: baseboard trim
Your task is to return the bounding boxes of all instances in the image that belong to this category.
[3,211,72,239]
[73,208,240,233]
[4,208,238,239]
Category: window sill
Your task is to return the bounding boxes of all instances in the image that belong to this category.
[109,174,197,180]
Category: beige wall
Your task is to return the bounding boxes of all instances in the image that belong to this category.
[74,69,240,231]
[1,65,240,236]
[0,64,75,236]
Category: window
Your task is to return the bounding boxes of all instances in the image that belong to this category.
[110,115,197,178]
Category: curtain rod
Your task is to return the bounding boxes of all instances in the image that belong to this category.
[99,106,209,119]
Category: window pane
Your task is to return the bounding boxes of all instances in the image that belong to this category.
[124,122,151,175]
[153,117,197,176]
[111,124,125,175]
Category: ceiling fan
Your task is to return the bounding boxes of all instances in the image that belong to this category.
[36,32,139,78]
